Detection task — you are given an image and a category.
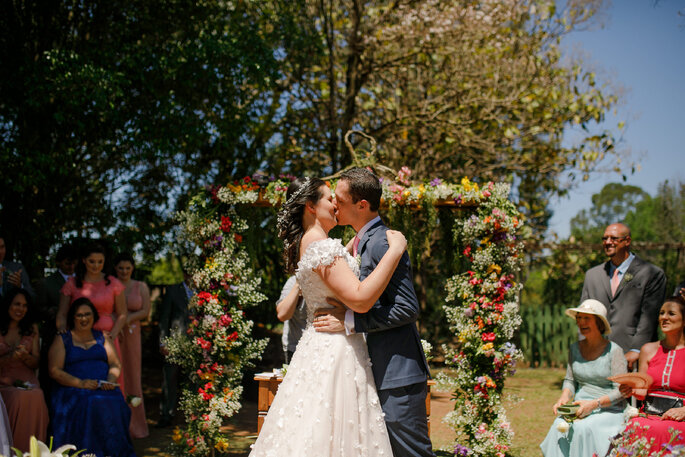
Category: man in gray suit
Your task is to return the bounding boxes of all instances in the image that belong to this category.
[36,244,78,323]
[36,244,78,401]
[315,168,435,457]
[158,271,193,427]
[0,236,35,299]
[580,223,666,370]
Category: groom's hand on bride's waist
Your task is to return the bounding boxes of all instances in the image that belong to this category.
[313,298,346,333]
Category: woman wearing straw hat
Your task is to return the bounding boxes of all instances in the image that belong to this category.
[541,299,628,457]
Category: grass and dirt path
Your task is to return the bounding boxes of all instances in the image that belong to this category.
[133,365,565,456]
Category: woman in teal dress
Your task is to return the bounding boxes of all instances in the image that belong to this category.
[541,299,627,457]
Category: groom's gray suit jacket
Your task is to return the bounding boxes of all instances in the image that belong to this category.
[353,219,430,390]
[580,254,666,353]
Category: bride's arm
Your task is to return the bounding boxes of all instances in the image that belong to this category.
[316,231,407,313]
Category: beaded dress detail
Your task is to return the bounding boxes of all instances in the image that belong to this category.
[249,238,392,456]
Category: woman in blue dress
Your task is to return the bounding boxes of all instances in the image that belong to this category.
[48,297,135,457]
[540,299,627,457]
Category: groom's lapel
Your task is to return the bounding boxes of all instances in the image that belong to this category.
[357,219,385,258]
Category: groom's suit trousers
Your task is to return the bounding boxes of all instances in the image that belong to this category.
[378,382,434,457]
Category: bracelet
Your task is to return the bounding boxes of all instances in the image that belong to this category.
[596,399,602,410]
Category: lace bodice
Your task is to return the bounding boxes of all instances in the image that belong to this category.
[295,238,359,325]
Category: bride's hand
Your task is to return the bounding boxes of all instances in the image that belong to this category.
[386,230,407,253]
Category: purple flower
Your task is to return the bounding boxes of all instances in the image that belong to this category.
[430,178,442,187]
[492,232,507,242]
[501,342,517,356]
[454,195,462,205]
[464,308,474,318]
[454,443,470,456]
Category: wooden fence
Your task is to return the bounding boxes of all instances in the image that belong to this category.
[518,304,577,367]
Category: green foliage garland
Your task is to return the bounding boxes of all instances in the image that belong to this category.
[170,172,524,457]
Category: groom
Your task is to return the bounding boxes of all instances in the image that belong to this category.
[314,168,435,457]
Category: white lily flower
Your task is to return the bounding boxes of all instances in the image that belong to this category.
[624,405,639,420]
[556,420,570,434]
[14,436,78,457]
[126,395,142,407]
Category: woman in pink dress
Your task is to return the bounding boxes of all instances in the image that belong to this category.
[0,288,49,452]
[620,295,685,453]
[57,243,126,388]
[114,252,150,439]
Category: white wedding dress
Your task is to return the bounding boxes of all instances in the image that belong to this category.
[249,238,392,457]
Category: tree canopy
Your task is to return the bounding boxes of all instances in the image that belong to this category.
[1,0,624,275]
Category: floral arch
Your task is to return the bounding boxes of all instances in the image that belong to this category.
[166,161,524,456]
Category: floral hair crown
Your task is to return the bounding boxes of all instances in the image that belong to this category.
[276,177,312,241]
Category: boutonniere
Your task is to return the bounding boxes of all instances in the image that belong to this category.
[624,273,634,283]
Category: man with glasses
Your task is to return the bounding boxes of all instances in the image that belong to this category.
[580,223,666,370]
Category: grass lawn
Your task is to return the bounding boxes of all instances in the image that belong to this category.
[428,367,565,456]
[504,367,565,456]
[134,366,566,456]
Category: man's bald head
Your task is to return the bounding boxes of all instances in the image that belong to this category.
[602,223,632,265]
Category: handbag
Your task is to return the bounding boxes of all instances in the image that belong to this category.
[643,392,684,416]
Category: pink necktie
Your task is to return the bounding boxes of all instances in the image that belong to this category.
[352,236,360,257]
[611,269,620,297]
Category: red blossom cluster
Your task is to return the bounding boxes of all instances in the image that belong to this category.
[220,216,233,233]
[198,382,214,401]
[209,185,221,203]
[195,337,212,351]
[196,362,223,379]
[196,291,216,307]
[232,176,259,191]
[481,332,496,342]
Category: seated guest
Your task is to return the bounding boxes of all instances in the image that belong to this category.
[48,297,135,457]
[0,288,48,451]
[619,296,685,452]
[541,299,627,457]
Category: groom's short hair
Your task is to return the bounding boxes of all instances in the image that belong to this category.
[339,168,382,212]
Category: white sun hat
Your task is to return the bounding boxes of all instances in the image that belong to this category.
[565,299,612,335]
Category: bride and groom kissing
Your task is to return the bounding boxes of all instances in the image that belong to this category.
[249,168,435,457]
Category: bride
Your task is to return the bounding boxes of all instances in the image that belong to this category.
[249,177,406,456]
